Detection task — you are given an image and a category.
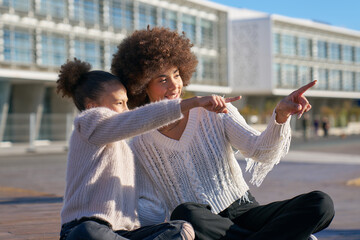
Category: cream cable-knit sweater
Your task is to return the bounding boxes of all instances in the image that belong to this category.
[131,103,291,226]
[61,99,183,231]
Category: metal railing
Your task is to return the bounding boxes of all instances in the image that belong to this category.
[0,113,74,150]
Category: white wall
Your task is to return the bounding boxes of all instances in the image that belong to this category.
[229,17,273,94]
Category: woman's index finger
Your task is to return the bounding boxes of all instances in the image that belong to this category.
[294,80,317,95]
[225,96,241,103]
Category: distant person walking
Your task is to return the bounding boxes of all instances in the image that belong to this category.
[322,117,330,137]
[313,117,320,137]
[302,114,309,141]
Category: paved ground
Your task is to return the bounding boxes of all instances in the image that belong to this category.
[0,135,360,239]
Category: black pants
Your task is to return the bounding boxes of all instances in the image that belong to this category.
[60,217,188,240]
[171,191,334,240]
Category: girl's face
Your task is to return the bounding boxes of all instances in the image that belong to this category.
[146,66,183,102]
[88,81,129,113]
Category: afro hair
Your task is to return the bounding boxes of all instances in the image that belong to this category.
[111,27,198,108]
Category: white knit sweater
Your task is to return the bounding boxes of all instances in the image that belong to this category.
[60,99,183,231]
[131,103,291,226]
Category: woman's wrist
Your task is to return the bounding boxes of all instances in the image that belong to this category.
[275,109,290,124]
[180,97,200,113]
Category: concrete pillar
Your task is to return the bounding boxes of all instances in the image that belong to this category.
[11,84,45,142]
[50,87,75,141]
[0,81,11,142]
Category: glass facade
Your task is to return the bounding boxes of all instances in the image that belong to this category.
[200,19,214,48]
[273,32,359,92]
[317,41,327,59]
[72,0,99,24]
[182,14,196,44]
[273,63,281,87]
[329,43,341,61]
[3,28,33,64]
[317,68,328,90]
[162,10,177,30]
[298,37,312,57]
[355,47,360,63]
[342,45,354,62]
[282,64,297,88]
[273,33,280,54]
[139,4,157,29]
[41,34,67,66]
[74,39,101,69]
[281,34,296,56]
[356,72,360,91]
[110,0,122,30]
[298,66,312,87]
[38,0,66,18]
[328,69,341,91]
[342,71,354,91]
[2,0,30,11]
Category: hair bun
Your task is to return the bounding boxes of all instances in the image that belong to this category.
[56,58,91,98]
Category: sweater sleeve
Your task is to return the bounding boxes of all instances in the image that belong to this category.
[135,158,169,226]
[221,103,291,186]
[74,99,182,146]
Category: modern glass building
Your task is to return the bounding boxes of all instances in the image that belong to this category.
[0,0,359,144]
[228,8,360,127]
[0,0,228,143]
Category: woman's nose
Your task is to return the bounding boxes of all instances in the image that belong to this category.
[168,78,177,90]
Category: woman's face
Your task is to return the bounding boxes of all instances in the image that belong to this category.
[146,66,183,102]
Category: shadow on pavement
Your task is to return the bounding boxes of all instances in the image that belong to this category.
[315,229,360,240]
[0,196,63,204]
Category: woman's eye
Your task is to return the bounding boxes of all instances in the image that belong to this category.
[160,78,167,83]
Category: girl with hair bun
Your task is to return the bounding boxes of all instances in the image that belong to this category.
[57,58,240,240]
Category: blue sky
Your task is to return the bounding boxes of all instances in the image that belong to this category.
[210,0,360,32]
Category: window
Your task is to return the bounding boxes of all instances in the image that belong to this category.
[317,41,327,59]
[107,43,118,70]
[281,35,296,56]
[342,71,354,91]
[41,34,67,66]
[200,57,216,85]
[317,69,328,90]
[110,0,122,30]
[2,0,30,11]
[282,64,297,88]
[74,39,102,69]
[124,1,134,31]
[38,0,65,18]
[342,45,354,62]
[298,66,312,87]
[328,69,341,90]
[329,43,341,61]
[162,10,177,30]
[3,28,33,64]
[273,63,281,87]
[72,0,99,25]
[200,19,214,48]
[273,33,281,55]
[182,14,196,44]
[84,0,99,25]
[138,4,157,29]
[355,47,360,63]
[298,37,312,57]
[355,73,360,91]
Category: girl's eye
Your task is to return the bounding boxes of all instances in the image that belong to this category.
[174,74,180,78]
[160,78,167,83]
[118,102,123,105]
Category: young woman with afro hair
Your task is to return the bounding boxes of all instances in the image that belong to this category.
[111,27,334,240]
